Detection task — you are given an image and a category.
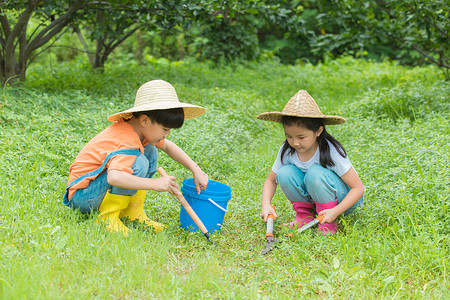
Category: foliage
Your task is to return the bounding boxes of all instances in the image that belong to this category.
[185,0,262,62]
[255,0,320,64]
[0,0,189,81]
[313,0,450,79]
[71,0,193,70]
[1,0,448,85]
[1,58,448,298]
[182,0,449,75]
[357,80,450,122]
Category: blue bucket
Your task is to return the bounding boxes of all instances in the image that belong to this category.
[180,178,232,233]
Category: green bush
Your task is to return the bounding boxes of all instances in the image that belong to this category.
[357,80,450,121]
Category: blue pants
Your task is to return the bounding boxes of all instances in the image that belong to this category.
[67,145,158,213]
[276,164,363,215]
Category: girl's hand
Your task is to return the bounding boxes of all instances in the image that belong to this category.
[154,176,179,195]
[193,169,209,194]
[318,207,339,224]
[261,204,277,222]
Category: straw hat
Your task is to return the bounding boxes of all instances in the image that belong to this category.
[256,90,346,125]
[108,79,206,122]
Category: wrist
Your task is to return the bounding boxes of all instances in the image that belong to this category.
[262,200,272,209]
[332,204,345,216]
[190,164,203,174]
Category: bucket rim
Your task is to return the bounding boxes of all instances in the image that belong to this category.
[181,178,232,196]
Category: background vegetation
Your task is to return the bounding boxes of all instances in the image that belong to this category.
[1,0,449,85]
[1,0,449,299]
[1,56,449,298]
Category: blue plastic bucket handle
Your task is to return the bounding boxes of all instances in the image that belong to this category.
[207,198,228,212]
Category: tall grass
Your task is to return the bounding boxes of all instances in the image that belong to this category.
[1,57,448,299]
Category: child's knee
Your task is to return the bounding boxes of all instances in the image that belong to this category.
[304,164,328,189]
[132,154,149,178]
[276,165,301,187]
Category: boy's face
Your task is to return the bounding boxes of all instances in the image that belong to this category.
[140,115,171,146]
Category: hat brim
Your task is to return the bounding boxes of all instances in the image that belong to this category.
[108,101,205,122]
[256,112,346,125]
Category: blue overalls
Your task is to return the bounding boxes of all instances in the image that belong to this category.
[63,145,158,213]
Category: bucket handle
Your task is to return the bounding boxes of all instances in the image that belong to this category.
[208,198,228,213]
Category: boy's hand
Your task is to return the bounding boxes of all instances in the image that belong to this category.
[261,204,277,222]
[154,176,179,195]
[193,169,208,194]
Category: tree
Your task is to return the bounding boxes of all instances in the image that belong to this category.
[255,0,318,64]
[384,0,449,79]
[0,0,236,77]
[185,0,262,62]
[0,0,88,86]
[72,1,189,71]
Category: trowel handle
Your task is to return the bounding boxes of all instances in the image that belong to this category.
[265,205,276,237]
[157,167,209,235]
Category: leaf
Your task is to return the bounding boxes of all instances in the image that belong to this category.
[333,256,340,270]
[382,275,395,284]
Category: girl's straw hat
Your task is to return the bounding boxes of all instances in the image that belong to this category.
[108,79,205,122]
[256,90,346,125]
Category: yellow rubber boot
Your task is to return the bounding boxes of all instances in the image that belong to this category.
[97,191,132,236]
[120,190,166,232]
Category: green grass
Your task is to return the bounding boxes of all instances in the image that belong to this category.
[1,57,449,299]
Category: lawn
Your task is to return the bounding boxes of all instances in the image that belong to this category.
[0,57,449,299]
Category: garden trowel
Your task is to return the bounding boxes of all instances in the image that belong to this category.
[261,205,280,255]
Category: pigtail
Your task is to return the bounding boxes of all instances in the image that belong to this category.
[318,128,346,168]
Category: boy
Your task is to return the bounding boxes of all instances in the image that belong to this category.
[63,79,209,236]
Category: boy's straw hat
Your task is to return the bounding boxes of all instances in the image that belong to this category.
[108,79,205,122]
[256,90,346,125]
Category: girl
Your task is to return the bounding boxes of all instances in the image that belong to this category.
[257,90,364,235]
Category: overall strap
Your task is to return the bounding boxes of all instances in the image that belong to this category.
[67,148,141,189]
[63,148,141,206]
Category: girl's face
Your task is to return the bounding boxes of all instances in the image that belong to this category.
[283,123,323,156]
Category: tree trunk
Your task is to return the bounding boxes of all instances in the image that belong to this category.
[136,30,143,65]
[1,1,87,87]
[0,0,35,86]
[94,37,106,72]
[73,25,95,67]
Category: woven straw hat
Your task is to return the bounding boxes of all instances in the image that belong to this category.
[108,79,205,122]
[257,90,346,125]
